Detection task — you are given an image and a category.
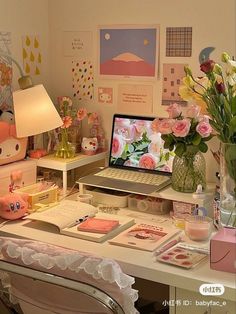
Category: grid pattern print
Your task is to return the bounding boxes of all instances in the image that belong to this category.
[166,27,192,57]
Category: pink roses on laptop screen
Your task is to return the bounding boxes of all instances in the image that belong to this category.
[110,117,174,172]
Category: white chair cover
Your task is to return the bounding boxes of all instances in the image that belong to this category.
[0,237,139,314]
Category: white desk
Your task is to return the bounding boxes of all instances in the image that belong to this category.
[36,152,107,196]
[0,213,235,314]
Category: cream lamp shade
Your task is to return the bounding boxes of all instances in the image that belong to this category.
[13,84,63,138]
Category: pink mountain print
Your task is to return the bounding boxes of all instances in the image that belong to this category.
[100,52,155,76]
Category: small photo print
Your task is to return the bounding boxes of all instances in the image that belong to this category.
[98,87,113,104]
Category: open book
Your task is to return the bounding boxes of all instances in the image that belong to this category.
[109,222,180,252]
[25,200,135,243]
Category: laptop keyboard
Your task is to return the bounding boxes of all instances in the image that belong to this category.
[95,168,169,186]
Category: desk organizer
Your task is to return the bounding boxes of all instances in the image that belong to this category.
[85,186,129,207]
[128,194,172,214]
[15,182,58,212]
[0,159,37,196]
[172,201,196,219]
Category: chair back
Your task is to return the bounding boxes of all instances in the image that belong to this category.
[0,237,138,314]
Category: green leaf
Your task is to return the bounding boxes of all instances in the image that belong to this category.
[198,141,208,153]
[175,143,186,157]
[231,95,236,115]
[229,116,236,136]
[192,133,202,145]
[127,144,134,154]
[164,137,174,149]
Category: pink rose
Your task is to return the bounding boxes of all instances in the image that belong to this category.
[172,119,191,137]
[166,103,182,118]
[152,118,175,134]
[120,124,141,143]
[198,115,210,123]
[114,118,130,129]
[134,120,148,133]
[186,104,200,118]
[138,153,157,170]
[196,121,213,138]
[111,134,125,158]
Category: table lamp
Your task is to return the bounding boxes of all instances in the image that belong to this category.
[0,52,62,165]
[0,52,62,138]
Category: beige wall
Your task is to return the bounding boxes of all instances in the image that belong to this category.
[48,0,235,182]
[0,0,50,90]
[1,0,235,182]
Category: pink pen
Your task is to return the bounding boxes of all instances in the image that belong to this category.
[153,236,182,256]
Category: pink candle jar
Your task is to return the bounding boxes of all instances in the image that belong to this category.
[185,216,212,241]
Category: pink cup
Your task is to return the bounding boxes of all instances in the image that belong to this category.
[185,216,212,241]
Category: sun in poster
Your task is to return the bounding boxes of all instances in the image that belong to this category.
[99,27,159,78]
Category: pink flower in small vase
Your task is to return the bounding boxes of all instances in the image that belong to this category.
[139,153,157,170]
[186,104,201,118]
[77,108,88,121]
[61,116,72,128]
[88,112,99,124]
[166,103,182,118]
[111,134,125,158]
[196,121,213,138]
[172,119,191,137]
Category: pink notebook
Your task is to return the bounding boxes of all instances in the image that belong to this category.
[77,218,120,234]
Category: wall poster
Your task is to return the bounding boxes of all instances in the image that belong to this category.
[99,25,159,79]
[0,31,13,112]
[117,84,153,114]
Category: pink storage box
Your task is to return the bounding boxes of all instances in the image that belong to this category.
[0,159,37,196]
[210,228,236,273]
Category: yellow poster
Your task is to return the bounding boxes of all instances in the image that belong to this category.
[22,35,41,76]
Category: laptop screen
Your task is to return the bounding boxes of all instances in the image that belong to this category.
[109,114,174,174]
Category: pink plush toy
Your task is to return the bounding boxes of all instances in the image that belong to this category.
[0,193,28,220]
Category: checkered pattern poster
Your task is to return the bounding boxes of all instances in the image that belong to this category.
[162,63,187,105]
[166,27,192,57]
[72,60,94,101]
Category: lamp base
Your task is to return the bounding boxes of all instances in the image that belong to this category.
[18,75,33,90]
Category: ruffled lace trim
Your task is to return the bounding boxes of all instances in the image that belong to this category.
[0,237,139,314]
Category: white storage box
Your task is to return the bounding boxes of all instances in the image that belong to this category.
[85,186,129,207]
[0,159,37,196]
[128,194,172,215]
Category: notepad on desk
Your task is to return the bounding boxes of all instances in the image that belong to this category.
[25,200,135,243]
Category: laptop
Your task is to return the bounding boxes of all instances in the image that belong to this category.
[77,114,174,195]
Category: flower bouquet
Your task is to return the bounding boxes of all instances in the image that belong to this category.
[152,103,213,192]
[179,52,236,226]
[55,96,98,159]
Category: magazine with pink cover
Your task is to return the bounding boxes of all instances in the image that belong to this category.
[109,223,180,252]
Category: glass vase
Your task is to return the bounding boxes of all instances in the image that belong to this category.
[67,120,82,153]
[219,143,236,228]
[54,128,75,159]
[171,147,206,193]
